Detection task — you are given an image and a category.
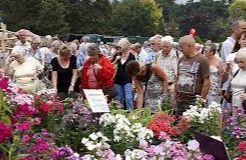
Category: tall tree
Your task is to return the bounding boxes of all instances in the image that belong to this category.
[36,0,69,35]
[0,0,42,32]
[229,0,246,20]
[111,0,163,36]
[175,0,229,41]
[61,0,112,34]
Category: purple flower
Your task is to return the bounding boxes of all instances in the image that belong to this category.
[51,146,74,159]
[158,131,171,141]
[200,154,214,160]
[41,129,49,136]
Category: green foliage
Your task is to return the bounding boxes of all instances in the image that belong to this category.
[36,0,69,35]
[229,0,246,20]
[0,90,11,124]
[173,0,229,41]
[111,0,163,36]
[208,18,231,42]
[110,107,153,126]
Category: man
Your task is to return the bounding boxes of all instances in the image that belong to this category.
[15,30,31,57]
[221,20,246,63]
[138,34,162,64]
[130,43,142,60]
[156,35,179,94]
[220,20,246,108]
[175,35,210,116]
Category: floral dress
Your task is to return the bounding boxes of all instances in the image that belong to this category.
[207,66,221,105]
[144,74,164,112]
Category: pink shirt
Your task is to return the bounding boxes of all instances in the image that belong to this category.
[87,65,98,89]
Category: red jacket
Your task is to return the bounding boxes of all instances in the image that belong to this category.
[81,55,115,89]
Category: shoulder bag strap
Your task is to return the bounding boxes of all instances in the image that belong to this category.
[227,69,240,91]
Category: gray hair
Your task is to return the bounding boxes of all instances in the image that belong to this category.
[11,46,25,56]
[87,43,101,56]
[235,48,246,61]
[162,35,174,45]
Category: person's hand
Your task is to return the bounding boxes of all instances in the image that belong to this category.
[116,56,121,60]
[224,62,232,73]
[93,64,102,70]
[68,84,74,93]
[31,73,38,80]
[240,93,246,101]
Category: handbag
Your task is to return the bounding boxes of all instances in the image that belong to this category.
[223,69,240,103]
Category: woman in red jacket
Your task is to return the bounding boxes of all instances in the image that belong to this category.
[81,43,115,100]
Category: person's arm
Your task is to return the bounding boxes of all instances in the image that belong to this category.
[151,64,169,94]
[200,78,210,100]
[221,62,232,84]
[133,77,144,108]
[52,71,58,90]
[69,69,78,92]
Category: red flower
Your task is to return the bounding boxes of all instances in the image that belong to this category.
[0,76,10,91]
[146,113,189,138]
[0,122,12,142]
[238,140,246,152]
[39,102,52,114]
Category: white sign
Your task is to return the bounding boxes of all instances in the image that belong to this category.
[83,89,110,113]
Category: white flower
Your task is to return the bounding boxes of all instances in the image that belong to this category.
[86,142,96,151]
[81,154,95,160]
[89,132,98,141]
[81,138,89,144]
[187,140,200,151]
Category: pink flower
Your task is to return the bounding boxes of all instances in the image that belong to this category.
[0,122,12,142]
[34,118,41,125]
[22,134,31,142]
[30,138,50,153]
[16,121,30,131]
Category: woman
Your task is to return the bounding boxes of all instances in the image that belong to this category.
[81,43,115,101]
[204,43,223,105]
[8,46,45,93]
[51,45,78,98]
[112,38,135,111]
[230,48,246,112]
[126,60,169,112]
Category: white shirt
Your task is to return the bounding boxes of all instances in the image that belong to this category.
[15,41,32,57]
[231,69,246,107]
[156,49,178,82]
[220,36,236,63]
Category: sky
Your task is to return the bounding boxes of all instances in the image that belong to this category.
[175,0,200,4]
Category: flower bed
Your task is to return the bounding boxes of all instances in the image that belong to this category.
[0,73,244,160]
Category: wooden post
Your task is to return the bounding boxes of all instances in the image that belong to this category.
[0,22,7,68]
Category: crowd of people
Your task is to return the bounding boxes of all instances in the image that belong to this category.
[0,19,246,116]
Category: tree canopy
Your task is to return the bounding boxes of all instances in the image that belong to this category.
[0,0,245,42]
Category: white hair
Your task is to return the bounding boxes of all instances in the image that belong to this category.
[162,35,174,45]
[117,38,131,49]
[11,46,25,56]
[32,35,42,43]
[235,48,246,60]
